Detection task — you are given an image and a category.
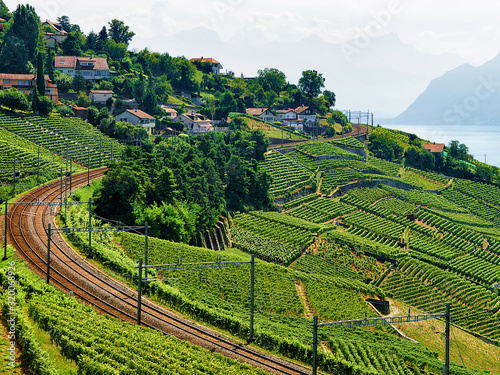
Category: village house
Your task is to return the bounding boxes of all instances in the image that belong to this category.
[174,113,213,135]
[0,73,58,102]
[55,56,110,82]
[295,106,317,124]
[189,58,223,74]
[160,105,178,120]
[90,90,113,104]
[117,109,156,135]
[42,20,68,47]
[246,108,275,123]
[422,143,445,156]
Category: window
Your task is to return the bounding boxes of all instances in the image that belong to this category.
[82,71,92,77]
[60,60,65,64]
[4,80,10,83]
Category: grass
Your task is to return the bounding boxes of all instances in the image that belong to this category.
[391,299,500,375]
[26,315,78,375]
[241,117,308,141]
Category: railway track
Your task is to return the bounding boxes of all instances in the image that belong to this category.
[6,169,312,375]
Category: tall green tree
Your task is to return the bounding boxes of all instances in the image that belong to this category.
[61,31,84,56]
[45,46,55,80]
[257,68,287,93]
[0,0,9,17]
[0,36,29,73]
[298,69,325,97]
[36,52,45,95]
[108,19,135,45]
[56,15,72,32]
[5,4,39,61]
[84,31,98,51]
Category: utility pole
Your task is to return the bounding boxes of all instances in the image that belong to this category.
[88,198,92,258]
[87,147,90,186]
[144,222,148,286]
[137,258,143,325]
[3,200,8,261]
[444,303,451,375]
[46,223,51,284]
[312,316,318,375]
[249,254,255,341]
[12,155,16,197]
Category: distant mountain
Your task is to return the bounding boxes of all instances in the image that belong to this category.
[389,53,500,125]
[133,29,465,116]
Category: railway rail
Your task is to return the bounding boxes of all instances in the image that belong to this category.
[6,168,312,375]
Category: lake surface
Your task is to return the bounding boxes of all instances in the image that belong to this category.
[379,123,500,168]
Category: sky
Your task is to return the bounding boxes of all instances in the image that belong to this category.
[4,0,500,115]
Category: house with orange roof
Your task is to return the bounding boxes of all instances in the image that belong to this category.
[246,108,275,123]
[117,109,156,135]
[55,56,110,82]
[0,73,58,102]
[422,143,445,156]
[189,57,223,74]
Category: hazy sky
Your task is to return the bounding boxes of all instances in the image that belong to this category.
[5,0,500,65]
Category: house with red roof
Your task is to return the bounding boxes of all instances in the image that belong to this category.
[55,56,110,82]
[189,58,223,74]
[246,108,275,123]
[117,109,156,135]
[0,73,58,102]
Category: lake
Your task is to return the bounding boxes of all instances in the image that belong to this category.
[379,123,500,168]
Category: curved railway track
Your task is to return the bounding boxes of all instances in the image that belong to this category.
[6,169,312,375]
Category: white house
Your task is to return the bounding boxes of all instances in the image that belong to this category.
[189,58,223,74]
[276,109,305,131]
[174,113,213,135]
[55,56,110,82]
[276,109,297,122]
[246,108,275,123]
[117,109,156,135]
[90,90,113,104]
[295,106,317,124]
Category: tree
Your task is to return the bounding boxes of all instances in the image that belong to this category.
[36,52,45,95]
[0,88,30,111]
[322,90,336,108]
[298,70,325,97]
[57,15,72,32]
[5,4,40,61]
[0,36,29,73]
[108,19,135,45]
[35,95,54,116]
[448,140,469,160]
[257,68,287,93]
[94,166,141,224]
[143,87,158,114]
[84,31,98,52]
[61,31,83,56]
[0,0,9,17]
[73,66,86,93]
[45,46,55,80]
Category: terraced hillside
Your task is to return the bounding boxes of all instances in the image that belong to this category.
[0,111,124,167]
